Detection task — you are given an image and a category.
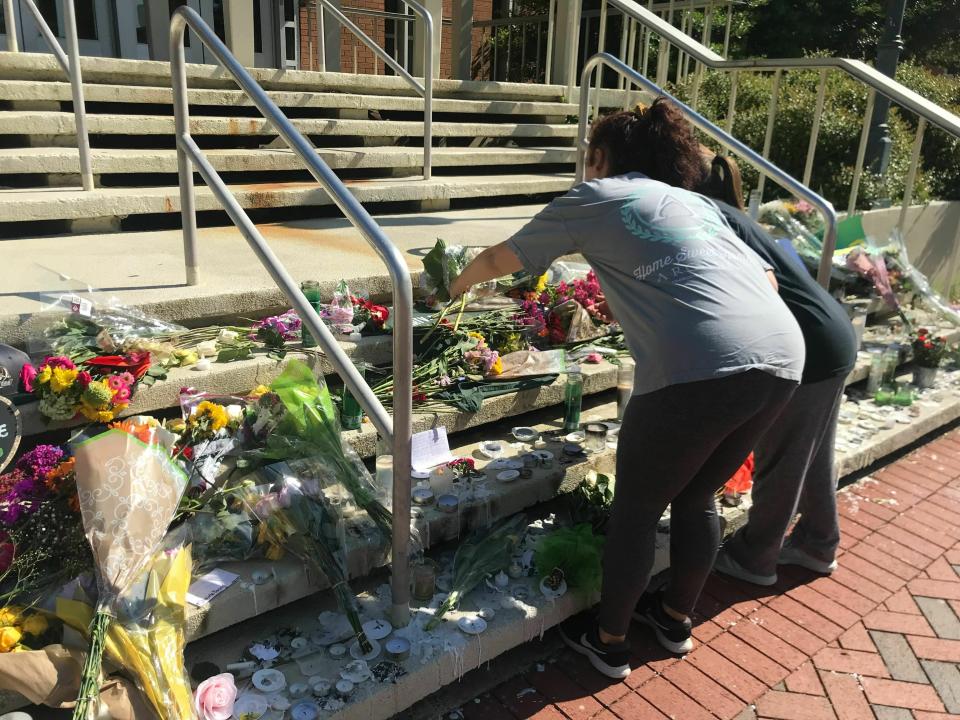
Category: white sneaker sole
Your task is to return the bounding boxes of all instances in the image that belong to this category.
[714,551,777,587]
[632,612,694,655]
[559,626,631,680]
[778,547,838,574]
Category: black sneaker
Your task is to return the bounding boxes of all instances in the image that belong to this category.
[632,591,694,655]
[558,615,631,680]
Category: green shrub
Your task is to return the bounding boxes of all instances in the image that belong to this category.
[667,63,960,209]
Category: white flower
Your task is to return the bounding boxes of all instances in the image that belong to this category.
[196,340,218,357]
[584,470,598,487]
[218,329,239,343]
[226,404,244,421]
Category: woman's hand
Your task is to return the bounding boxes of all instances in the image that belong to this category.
[448,242,524,300]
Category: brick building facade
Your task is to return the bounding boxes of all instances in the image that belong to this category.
[298,1,494,79]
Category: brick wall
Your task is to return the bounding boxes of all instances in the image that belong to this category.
[298,1,495,79]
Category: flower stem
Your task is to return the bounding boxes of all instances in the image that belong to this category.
[72,607,111,720]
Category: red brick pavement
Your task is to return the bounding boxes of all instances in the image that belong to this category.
[456,427,960,720]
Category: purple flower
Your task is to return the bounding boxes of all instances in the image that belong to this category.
[15,445,64,481]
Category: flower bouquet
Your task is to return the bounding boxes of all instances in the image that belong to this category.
[20,356,135,423]
[911,328,949,388]
[241,360,394,544]
[426,514,525,629]
[243,478,373,654]
[56,543,194,720]
[534,524,604,596]
[69,422,188,720]
[0,445,91,607]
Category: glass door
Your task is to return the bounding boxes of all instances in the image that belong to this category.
[253,0,276,67]
[116,0,150,59]
[18,0,115,57]
[278,0,297,69]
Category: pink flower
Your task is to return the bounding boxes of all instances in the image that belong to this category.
[118,372,136,386]
[112,386,131,403]
[106,375,127,391]
[584,353,603,364]
[193,673,237,720]
[76,371,93,388]
[40,356,75,371]
[19,364,36,393]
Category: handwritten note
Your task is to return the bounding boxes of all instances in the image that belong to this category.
[186,568,239,607]
[411,427,454,472]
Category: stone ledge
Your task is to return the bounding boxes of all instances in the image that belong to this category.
[0,172,574,222]
[0,146,577,176]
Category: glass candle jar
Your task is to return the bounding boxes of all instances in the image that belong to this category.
[616,357,635,421]
[866,349,884,395]
[340,362,365,430]
[375,454,393,508]
[300,280,322,348]
[411,560,437,602]
[584,423,607,453]
[563,366,584,433]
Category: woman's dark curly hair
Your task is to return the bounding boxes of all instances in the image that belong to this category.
[587,98,707,190]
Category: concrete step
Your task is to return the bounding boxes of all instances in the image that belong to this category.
[0,204,548,340]
[0,110,578,139]
[0,52,574,102]
[0,79,579,118]
[0,172,573,224]
[0,145,576,177]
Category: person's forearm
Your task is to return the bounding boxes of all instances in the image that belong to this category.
[450,242,522,299]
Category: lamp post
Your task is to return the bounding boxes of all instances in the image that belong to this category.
[865,0,908,177]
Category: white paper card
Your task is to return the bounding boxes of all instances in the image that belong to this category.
[187,568,240,607]
[411,427,453,472]
[63,294,93,317]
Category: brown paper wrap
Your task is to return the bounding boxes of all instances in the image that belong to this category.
[0,646,156,719]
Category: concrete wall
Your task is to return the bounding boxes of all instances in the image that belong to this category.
[297,0,494,78]
[856,201,960,296]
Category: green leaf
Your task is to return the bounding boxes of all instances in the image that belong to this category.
[217,346,253,363]
[422,238,450,302]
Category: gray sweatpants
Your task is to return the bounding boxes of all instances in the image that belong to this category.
[725,374,846,577]
[598,370,797,637]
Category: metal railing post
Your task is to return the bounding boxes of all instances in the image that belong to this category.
[802,68,828,187]
[545,0,555,84]
[578,52,838,289]
[848,88,876,215]
[897,117,926,235]
[3,0,17,51]
[169,6,413,626]
[170,18,200,287]
[724,69,738,133]
[565,0,580,101]
[63,0,93,192]
[316,0,325,72]
[756,69,782,201]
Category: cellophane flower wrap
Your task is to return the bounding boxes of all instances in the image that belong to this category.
[57,544,194,720]
[69,422,188,720]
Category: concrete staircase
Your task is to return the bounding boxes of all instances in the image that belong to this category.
[0,52,583,237]
[3,51,960,720]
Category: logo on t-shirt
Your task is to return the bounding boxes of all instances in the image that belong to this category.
[621,186,729,245]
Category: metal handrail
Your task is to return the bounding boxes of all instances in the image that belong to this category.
[578,53,838,289]
[315,0,433,180]
[577,0,960,273]
[170,6,413,626]
[3,0,93,190]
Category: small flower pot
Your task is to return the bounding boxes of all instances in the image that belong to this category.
[913,365,938,389]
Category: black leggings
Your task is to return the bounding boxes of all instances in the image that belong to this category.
[599,370,797,636]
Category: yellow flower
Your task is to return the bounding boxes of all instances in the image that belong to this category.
[535,273,548,294]
[166,418,186,434]
[249,385,271,399]
[20,614,48,637]
[36,366,52,385]
[0,627,22,653]
[0,607,22,627]
[49,367,79,393]
[490,357,504,376]
[175,349,199,367]
[191,401,229,433]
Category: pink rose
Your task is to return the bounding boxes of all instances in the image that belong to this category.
[193,673,236,720]
[77,370,93,388]
[19,364,37,393]
[584,352,603,364]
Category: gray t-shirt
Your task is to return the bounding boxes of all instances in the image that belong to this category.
[507,173,805,395]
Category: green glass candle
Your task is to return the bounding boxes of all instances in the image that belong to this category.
[874,387,895,406]
[341,362,365,430]
[563,366,584,432]
[893,383,914,407]
[300,280,322,348]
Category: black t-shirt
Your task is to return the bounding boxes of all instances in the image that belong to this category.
[714,201,858,384]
